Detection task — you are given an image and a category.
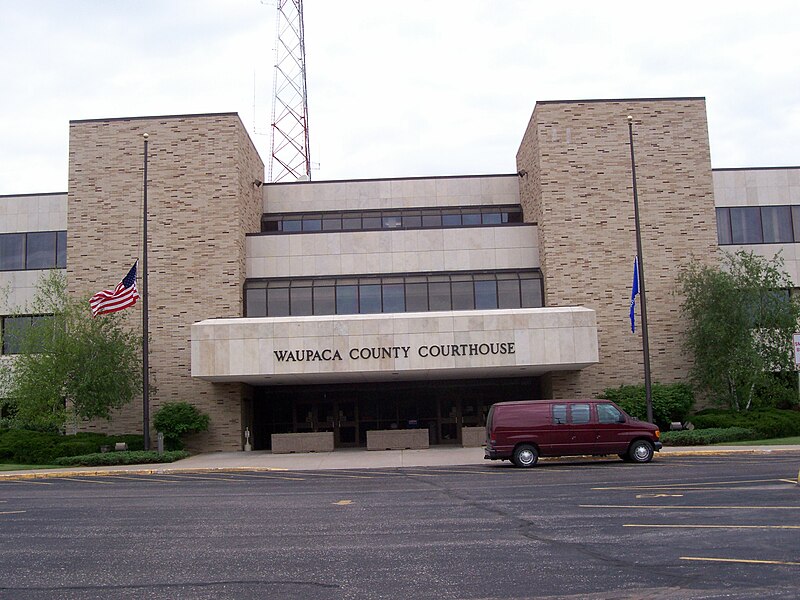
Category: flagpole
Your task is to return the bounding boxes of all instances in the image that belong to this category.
[627,116,654,423]
[142,133,150,450]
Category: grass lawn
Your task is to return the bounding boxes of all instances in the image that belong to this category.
[721,436,800,446]
[0,463,63,471]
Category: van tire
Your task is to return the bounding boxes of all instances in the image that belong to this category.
[628,440,654,463]
[512,444,538,468]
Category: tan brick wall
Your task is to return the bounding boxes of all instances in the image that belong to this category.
[67,113,264,450]
[516,98,718,399]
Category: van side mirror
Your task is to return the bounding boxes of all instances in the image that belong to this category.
[617,415,626,423]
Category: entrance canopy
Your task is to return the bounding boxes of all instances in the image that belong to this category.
[191,307,598,385]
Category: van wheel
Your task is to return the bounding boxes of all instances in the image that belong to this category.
[628,440,654,463]
[512,444,538,468]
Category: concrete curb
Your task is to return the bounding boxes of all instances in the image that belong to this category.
[1,445,798,481]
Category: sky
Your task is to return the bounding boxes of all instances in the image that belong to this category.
[1,0,799,195]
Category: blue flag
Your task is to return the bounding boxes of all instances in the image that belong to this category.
[630,256,639,333]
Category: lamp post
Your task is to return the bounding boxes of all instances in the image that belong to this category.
[627,116,654,424]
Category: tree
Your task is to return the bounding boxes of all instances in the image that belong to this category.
[0,271,142,431]
[677,250,800,411]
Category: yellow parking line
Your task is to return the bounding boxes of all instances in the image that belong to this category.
[594,477,786,490]
[4,479,52,485]
[0,510,26,515]
[167,474,251,483]
[57,477,114,485]
[582,504,800,510]
[593,486,765,492]
[625,524,800,530]
[681,556,800,566]
[221,472,306,482]
[112,475,186,483]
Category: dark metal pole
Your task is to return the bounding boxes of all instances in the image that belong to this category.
[627,116,654,424]
[142,133,150,450]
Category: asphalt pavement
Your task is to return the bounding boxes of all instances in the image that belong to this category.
[2,443,799,479]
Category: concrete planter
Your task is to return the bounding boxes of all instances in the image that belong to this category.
[367,429,429,450]
[461,426,485,448]
[271,432,334,454]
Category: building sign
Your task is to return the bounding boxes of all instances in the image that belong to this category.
[273,342,516,363]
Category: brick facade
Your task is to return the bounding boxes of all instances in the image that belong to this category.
[67,114,263,450]
[516,98,718,398]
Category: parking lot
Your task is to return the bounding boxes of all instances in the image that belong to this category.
[1,453,798,599]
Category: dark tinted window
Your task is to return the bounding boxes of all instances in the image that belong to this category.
[336,285,358,314]
[245,288,267,317]
[405,282,428,312]
[474,279,498,310]
[716,208,732,245]
[451,281,474,310]
[497,279,521,309]
[730,207,762,244]
[360,284,382,314]
[267,286,290,317]
[383,283,405,313]
[25,232,56,269]
[761,206,793,243]
[313,285,336,315]
[429,281,451,311]
[0,233,25,270]
[56,231,67,268]
[291,285,313,315]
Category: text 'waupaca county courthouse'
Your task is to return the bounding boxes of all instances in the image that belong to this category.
[1,97,799,452]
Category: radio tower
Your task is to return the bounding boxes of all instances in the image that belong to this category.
[269,0,311,182]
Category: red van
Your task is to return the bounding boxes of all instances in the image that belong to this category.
[484,399,662,467]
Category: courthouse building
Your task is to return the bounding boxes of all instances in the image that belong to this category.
[1,97,798,451]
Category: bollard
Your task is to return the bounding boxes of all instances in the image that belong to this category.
[157,432,164,454]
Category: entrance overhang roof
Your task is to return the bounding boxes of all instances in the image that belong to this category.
[191,307,599,385]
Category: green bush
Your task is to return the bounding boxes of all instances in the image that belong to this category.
[660,427,755,446]
[689,408,800,439]
[53,450,190,467]
[599,383,694,428]
[153,402,210,450]
[0,430,144,464]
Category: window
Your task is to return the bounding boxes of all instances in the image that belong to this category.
[718,205,800,246]
[382,282,405,313]
[0,233,25,270]
[761,206,793,243]
[336,284,358,314]
[290,283,313,316]
[552,404,567,425]
[474,279,498,310]
[259,206,526,234]
[245,288,267,317]
[1,315,53,354]
[570,404,591,425]
[0,231,67,271]
[25,232,57,269]
[359,283,382,314]
[597,403,622,424]
[267,286,290,317]
[245,270,544,317]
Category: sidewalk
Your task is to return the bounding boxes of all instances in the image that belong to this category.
[1,444,798,480]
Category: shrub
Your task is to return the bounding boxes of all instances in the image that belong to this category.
[660,427,755,446]
[153,402,210,450]
[0,429,144,464]
[53,450,190,466]
[599,383,694,428]
[689,408,800,439]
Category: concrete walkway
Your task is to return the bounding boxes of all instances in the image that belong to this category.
[1,444,798,480]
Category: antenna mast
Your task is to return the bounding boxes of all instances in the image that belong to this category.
[269,0,311,182]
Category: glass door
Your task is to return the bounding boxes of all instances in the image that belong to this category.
[335,400,359,447]
[438,397,461,445]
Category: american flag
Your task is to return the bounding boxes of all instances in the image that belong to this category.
[90,261,140,317]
